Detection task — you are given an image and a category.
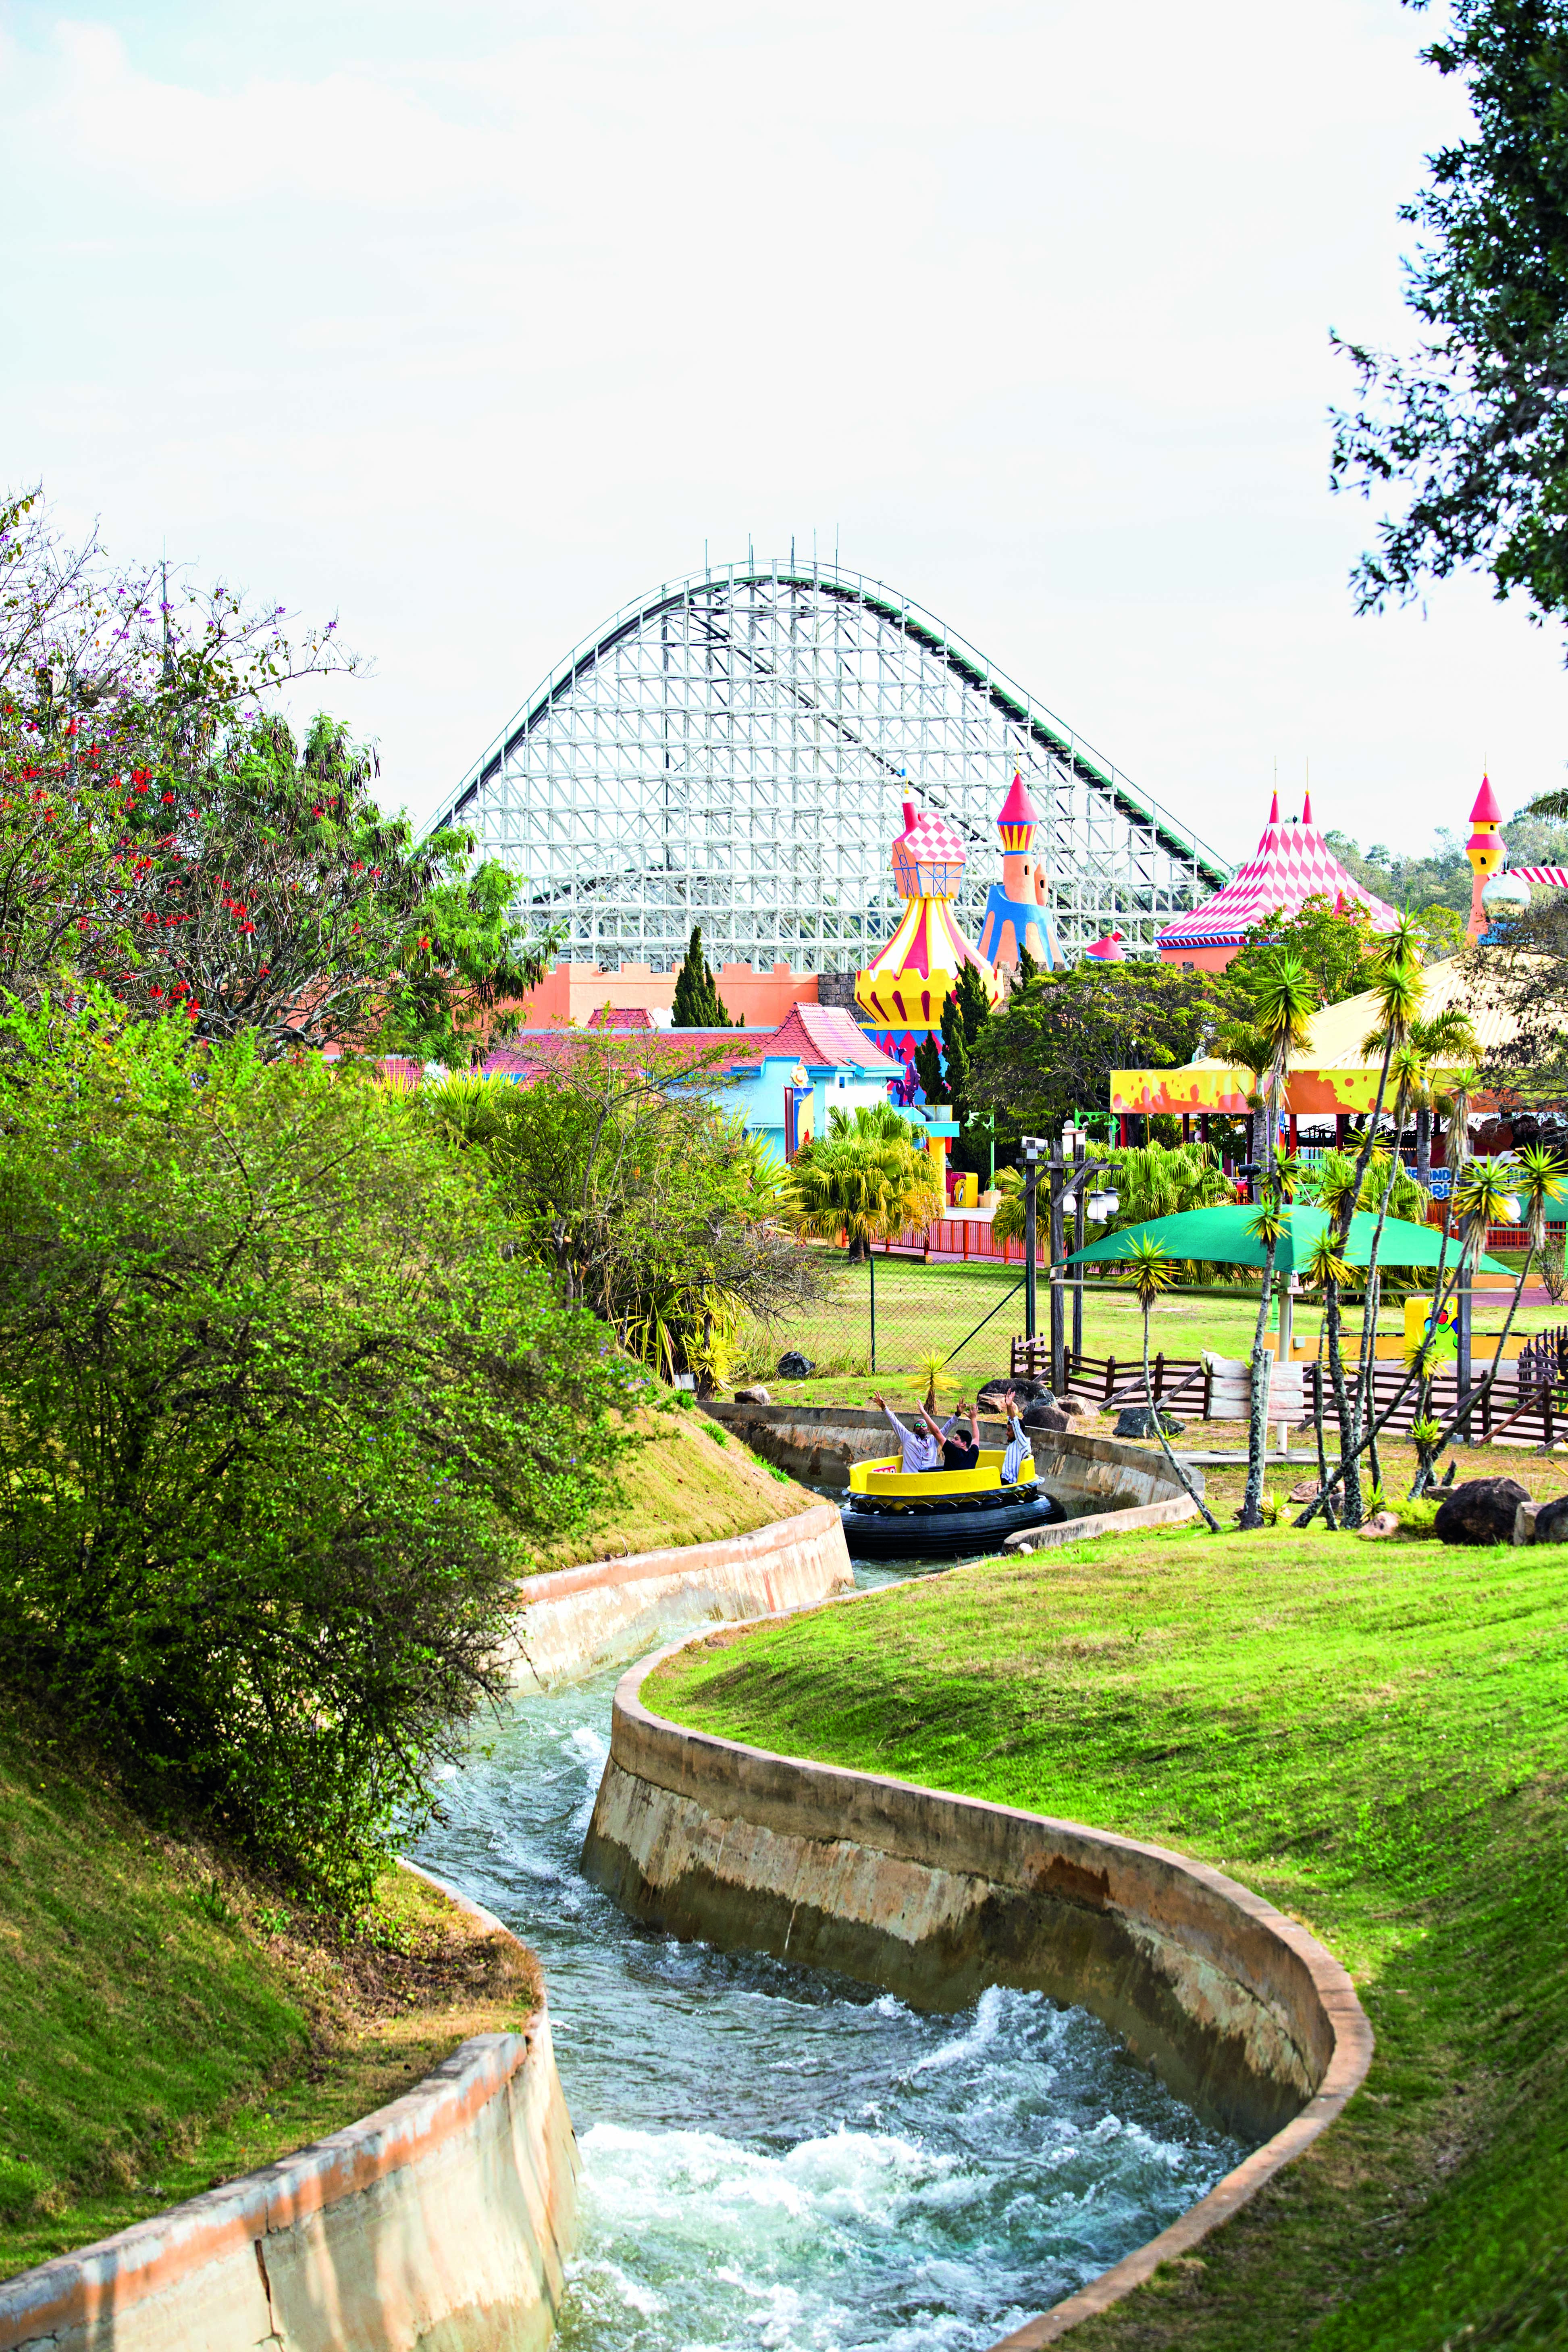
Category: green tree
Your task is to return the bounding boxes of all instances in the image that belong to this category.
[970,961,1227,1140]
[784,1102,943,1262]
[417,1046,821,1385]
[82,713,551,1058]
[913,965,995,1173]
[1331,0,1568,639]
[0,998,633,1902]
[1226,894,1383,1015]
[671,925,732,1027]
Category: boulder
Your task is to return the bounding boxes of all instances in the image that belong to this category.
[1531,1495,1568,1545]
[1360,1510,1401,1541]
[1114,1404,1185,1440]
[1022,1402,1071,1433]
[977,1376,1050,1409]
[1289,1479,1321,1505]
[1057,1392,1101,1420]
[1433,1476,1530,1548]
[775,1350,815,1379]
[734,1385,772,1405]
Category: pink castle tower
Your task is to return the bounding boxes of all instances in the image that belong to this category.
[976,772,1063,972]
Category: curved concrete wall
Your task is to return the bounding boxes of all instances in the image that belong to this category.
[582,1638,1372,2341]
[705,1403,1196,1507]
[0,1880,578,2352]
[506,1500,854,1689]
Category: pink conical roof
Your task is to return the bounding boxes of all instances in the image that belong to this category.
[1156,793,1399,952]
[996,771,1038,834]
[1471,774,1501,823]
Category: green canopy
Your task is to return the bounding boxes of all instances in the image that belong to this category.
[1064,1204,1514,1276]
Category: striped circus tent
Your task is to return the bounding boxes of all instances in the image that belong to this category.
[1156,790,1399,961]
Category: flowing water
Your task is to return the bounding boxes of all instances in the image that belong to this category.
[412,1577,1244,2352]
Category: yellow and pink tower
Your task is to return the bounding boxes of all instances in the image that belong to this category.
[855,776,1068,1102]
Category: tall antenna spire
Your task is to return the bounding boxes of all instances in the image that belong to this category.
[160,553,173,686]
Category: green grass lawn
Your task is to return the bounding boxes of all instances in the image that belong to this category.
[0,1701,536,2279]
[738,1252,1561,1408]
[651,1526,1568,2349]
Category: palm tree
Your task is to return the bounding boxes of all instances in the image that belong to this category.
[1302,1229,1350,1522]
[1313,1150,1367,1525]
[1121,1237,1218,1531]
[1410,1009,1478,1188]
[1237,953,1315,1530]
[784,1102,942,1261]
[1333,930,1423,1470]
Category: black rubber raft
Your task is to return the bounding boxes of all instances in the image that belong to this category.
[840,1486,1065,1560]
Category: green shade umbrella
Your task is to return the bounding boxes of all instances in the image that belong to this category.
[1064,1204,1514,1275]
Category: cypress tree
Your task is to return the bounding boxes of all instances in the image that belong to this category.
[672,925,732,1026]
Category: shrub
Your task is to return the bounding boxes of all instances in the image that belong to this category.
[0,1000,634,1903]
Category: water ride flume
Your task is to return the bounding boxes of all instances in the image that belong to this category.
[842,1445,1064,1560]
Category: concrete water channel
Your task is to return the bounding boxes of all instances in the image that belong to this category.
[414,1549,1246,2352]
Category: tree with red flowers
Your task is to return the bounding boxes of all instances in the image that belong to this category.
[0,485,552,1051]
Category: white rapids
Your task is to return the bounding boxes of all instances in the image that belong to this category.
[413,1633,1241,2352]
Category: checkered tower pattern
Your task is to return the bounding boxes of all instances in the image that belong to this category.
[1154,790,1399,950]
[890,802,967,900]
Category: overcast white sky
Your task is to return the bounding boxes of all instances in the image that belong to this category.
[3,0,1559,865]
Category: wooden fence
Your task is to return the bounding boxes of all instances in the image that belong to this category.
[1006,1342,1568,1446]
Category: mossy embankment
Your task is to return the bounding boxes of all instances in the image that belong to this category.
[530,1400,815,1571]
[0,1698,537,2282]
[652,1527,1568,2350]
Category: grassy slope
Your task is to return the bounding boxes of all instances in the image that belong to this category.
[530,1402,815,1571]
[651,1529,1568,2350]
[0,1702,537,2280]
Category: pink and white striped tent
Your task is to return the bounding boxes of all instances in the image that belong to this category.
[1156,790,1399,955]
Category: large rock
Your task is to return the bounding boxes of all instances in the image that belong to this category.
[1531,1495,1568,1545]
[977,1376,1050,1410]
[775,1351,815,1379]
[1114,1404,1185,1440]
[1057,1392,1102,1420]
[1022,1402,1070,1433]
[734,1385,772,1405]
[1433,1476,1530,1548]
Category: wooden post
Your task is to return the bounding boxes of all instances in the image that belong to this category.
[1105,1355,1116,1402]
[1154,1350,1165,1400]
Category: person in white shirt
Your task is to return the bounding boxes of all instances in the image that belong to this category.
[873,1393,948,1473]
[999,1388,1031,1485]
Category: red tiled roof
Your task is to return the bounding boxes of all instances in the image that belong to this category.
[764,1002,903,1073]
[587,1004,655,1029]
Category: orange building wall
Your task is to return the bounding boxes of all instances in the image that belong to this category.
[511,960,821,1028]
[1157,942,1242,973]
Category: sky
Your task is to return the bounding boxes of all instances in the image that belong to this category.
[2,0,1560,867]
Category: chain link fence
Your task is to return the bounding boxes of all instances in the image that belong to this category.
[736,1247,1029,1385]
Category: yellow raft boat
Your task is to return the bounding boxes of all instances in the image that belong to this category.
[841,1448,1063,1560]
